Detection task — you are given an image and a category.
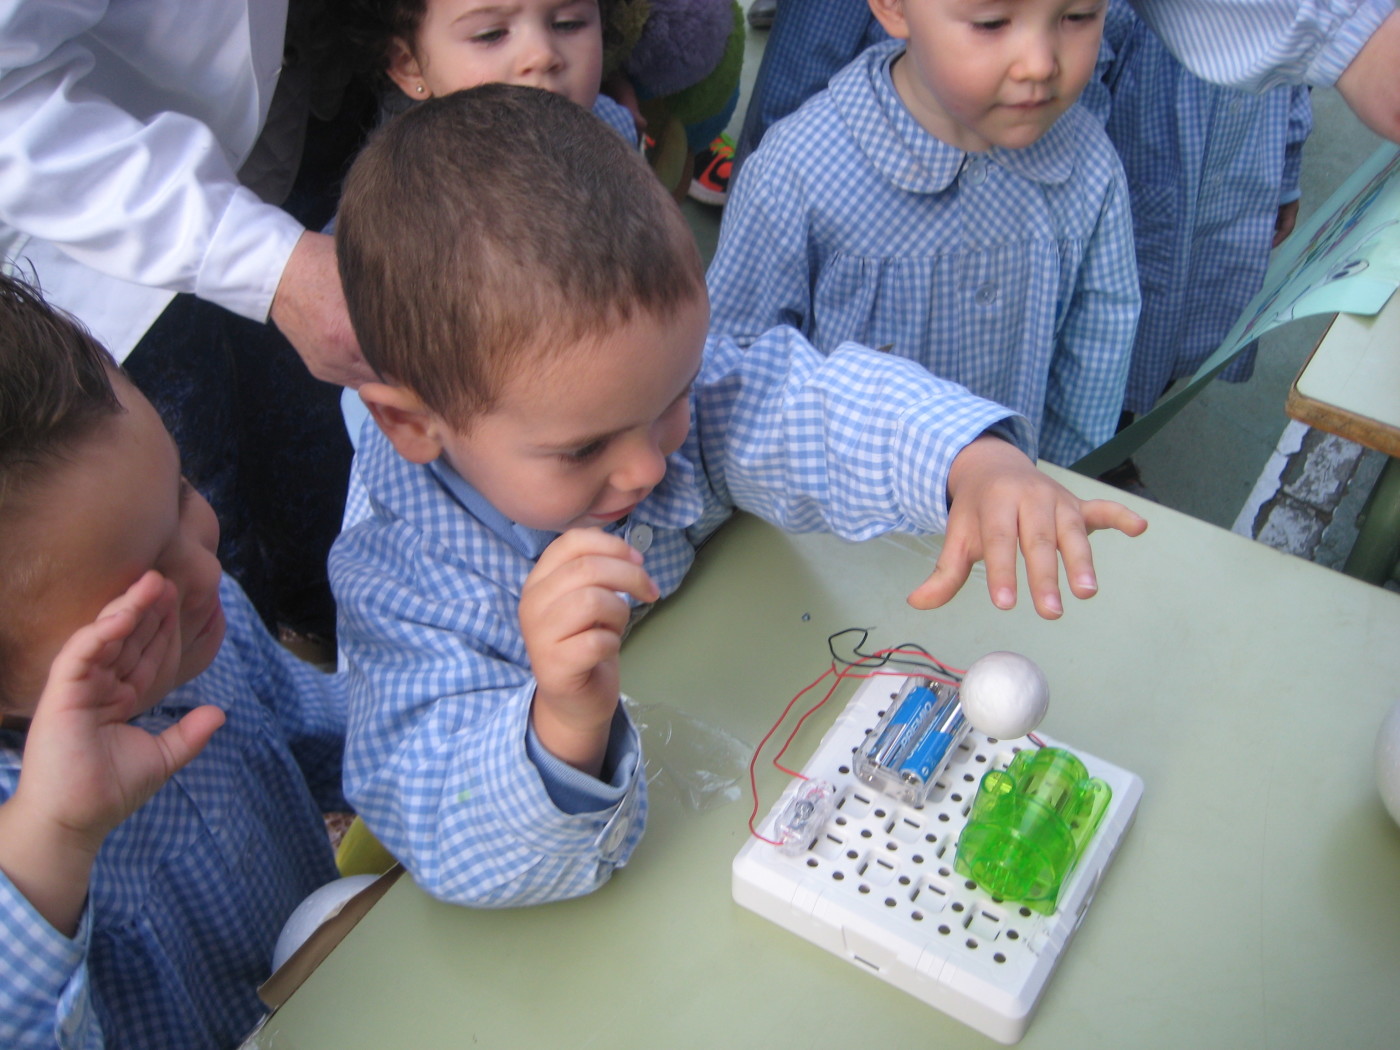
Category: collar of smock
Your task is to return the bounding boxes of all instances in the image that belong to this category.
[832,39,1078,194]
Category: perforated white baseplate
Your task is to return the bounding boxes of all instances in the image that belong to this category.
[732,673,1142,1044]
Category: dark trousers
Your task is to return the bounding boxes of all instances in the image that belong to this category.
[124,90,372,641]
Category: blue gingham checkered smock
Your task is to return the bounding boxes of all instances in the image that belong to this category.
[0,577,344,1050]
[709,41,1141,466]
[1102,0,1312,413]
[1127,0,1391,90]
[330,326,1025,909]
[734,0,887,168]
[735,0,1383,172]
[593,93,641,146]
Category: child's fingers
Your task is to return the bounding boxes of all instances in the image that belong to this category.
[95,570,170,622]
[978,500,1025,612]
[906,543,972,610]
[527,529,658,606]
[1055,511,1100,601]
[534,576,636,640]
[1015,506,1065,619]
[537,623,626,688]
[108,588,177,685]
[528,553,658,612]
[155,705,226,775]
[1080,499,1149,538]
[533,528,643,575]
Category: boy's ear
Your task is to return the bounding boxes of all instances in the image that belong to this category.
[867,0,911,40]
[385,37,429,98]
[359,382,445,465]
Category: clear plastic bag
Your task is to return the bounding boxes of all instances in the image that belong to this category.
[622,695,754,811]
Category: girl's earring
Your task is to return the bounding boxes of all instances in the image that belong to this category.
[415,84,425,94]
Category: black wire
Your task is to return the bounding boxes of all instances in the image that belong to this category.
[826,627,962,682]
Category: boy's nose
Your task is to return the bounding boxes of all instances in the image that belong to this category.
[613,439,668,496]
[1012,34,1058,81]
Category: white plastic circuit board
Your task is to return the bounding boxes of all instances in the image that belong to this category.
[732,673,1142,1044]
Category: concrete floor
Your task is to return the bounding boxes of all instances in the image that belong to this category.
[686,10,1393,585]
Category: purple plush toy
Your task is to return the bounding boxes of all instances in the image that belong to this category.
[624,0,736,99]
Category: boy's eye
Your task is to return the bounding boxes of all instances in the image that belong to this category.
[553,17,588,32]
[971,18,1009,31]
[559,439,607,464]
[470,28,507,44]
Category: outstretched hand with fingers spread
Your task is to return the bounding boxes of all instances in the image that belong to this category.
[908,436,1148,619]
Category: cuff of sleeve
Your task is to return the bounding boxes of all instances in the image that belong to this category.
[476,688,644,864]
[194,186,304,322]
[0,870,94,1042]
[525,706,640,814]
[1308,0,1391,86]
[893,401,1031,532]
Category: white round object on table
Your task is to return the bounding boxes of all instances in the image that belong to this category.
[959,651,1050,740]
[1376,698,1400,827]
[272,874,380,972]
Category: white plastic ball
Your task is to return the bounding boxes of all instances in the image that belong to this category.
[959,651,1050,740]
[272,874,380,972]
[1376,698,1400,827]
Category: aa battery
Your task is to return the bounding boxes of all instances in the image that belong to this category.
[869,685,941,768]
[898,696,968,785]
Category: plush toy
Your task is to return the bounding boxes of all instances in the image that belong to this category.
[603,0,746,193]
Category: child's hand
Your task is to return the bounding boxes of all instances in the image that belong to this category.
[520,529,659,778]
[0,571,225,934]
[908,436,1147,619]
[1274,200,1301,247]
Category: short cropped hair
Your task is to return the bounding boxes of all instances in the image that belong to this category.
[0,273,123,703]
[337,83,705,427]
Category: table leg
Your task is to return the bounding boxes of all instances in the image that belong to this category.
[1343,455,1400,584]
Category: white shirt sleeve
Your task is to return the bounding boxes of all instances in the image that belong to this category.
[1127,0,1392,91]
[0,0,304,323]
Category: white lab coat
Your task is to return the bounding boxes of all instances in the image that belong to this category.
[0,0,305,359]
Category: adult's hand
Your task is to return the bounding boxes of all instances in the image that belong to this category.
[269,231,377,388]
[1337,8,1400,144]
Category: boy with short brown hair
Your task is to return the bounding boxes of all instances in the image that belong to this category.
[332,83,1146,909]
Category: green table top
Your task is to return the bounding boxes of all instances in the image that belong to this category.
[248,468,1400,1049]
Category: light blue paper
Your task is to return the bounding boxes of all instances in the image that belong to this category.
[1074,143,1400,477]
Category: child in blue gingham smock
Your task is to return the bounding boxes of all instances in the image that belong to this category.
[327,86,1150,915]
[1100,0,1312,414]
[0,575,345,1050]
[333,326,1030,908]
[0,269,347,1050]
[708,27,1141,467]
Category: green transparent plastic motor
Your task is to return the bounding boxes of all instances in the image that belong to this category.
[953,747,1111,915]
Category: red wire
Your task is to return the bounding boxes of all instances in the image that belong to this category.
[746,647,966,844]
[746,663,837,844]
